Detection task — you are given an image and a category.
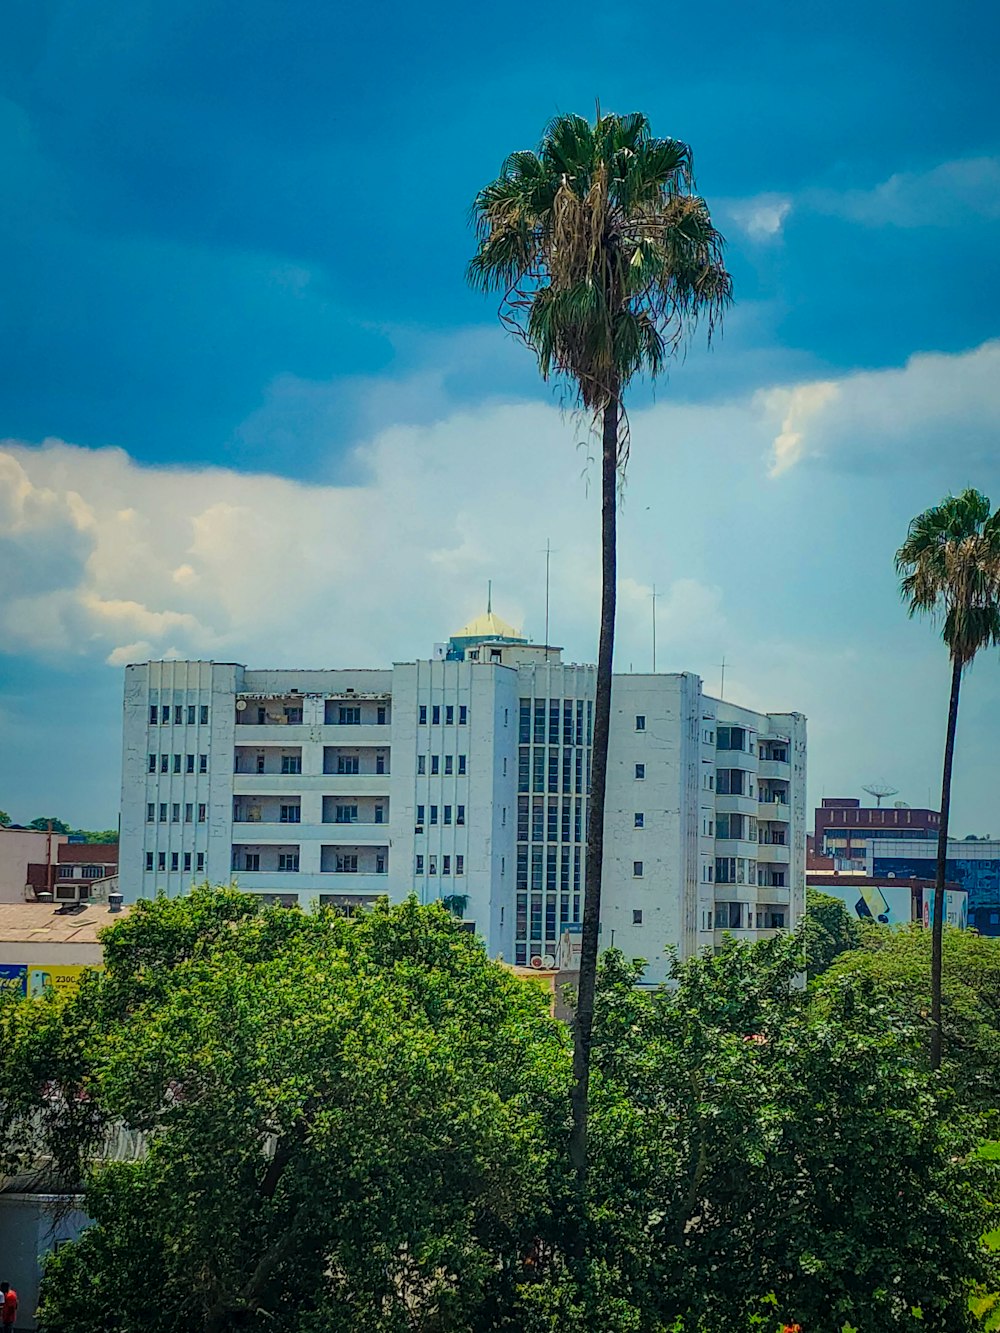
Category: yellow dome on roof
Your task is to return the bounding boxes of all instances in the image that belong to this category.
[454,610,524,641]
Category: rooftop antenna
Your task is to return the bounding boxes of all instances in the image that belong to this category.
[487,579,492,615]
[651,584,658,673]
[863,781,899,808]
[541,539,558,653]
[719,654,730,698]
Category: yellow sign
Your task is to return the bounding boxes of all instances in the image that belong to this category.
[27,964,97,998]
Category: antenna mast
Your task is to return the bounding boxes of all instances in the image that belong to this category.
[544,539,551,649]
[651,584,658,673]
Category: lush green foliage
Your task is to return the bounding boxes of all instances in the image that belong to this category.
[820,924,1000,1113]
[1,890,997,1332]
[803,888,861,978]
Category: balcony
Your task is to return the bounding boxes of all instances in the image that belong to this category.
[757,843,790,865]
[715,793,759,816]
[758,758,791,780]
[757,799,790,822]
[236,696,306,727]
[234,745,302,776]
[233,796,301,825]
[322,796,389,828]
[323,746,390,778]
[320,844,388,875]
[324,699,391,727]
[232,843,301,874]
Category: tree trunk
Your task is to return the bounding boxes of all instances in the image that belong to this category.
[569,392,619,1183]
[930,654,962,1071]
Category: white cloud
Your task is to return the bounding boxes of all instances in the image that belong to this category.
[818,156,1000,228]
[725,193,793,242]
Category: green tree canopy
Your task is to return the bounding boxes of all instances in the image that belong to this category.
[2,892,995,1332]
[803,887,861,978]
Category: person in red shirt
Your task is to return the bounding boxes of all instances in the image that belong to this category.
[0,1282,17,1329]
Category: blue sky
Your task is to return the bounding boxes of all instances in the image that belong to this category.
[3,0,1000,831]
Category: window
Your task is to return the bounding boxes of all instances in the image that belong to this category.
[430,805,438,825]
[443,805,452,825]
[57,866,74,880]
[174,706,182,724]
[285,707,303,724]
[444,755,453,775]
[187,705,196,725]
[717,726,746,752]
[442,855,451,875]
[200,705,209,725]
[635,763,645,780]
[185,803,193,823]
[186,754,195,774]
[256,753,265,772]
[171,803,180,823]
[147,802,155,822]
[490,648,501,662]
[160,754,169,773]
[377,705,387,725]
[280,804,301,823]
[171,852,179,871]
[337,754,359,774]
[148,753,156,773]
[431,755,440,775]
[336,853,358,873]
[162,710,171,726]
[281,754,302,774]
[428,857,437,875]
[633,861,643,877]
[374,804,385,824]
[419,705,427,725]
[502,757,507,777]
[145,852,154,871]
[244,853,260,871]
[416,804,425,827]
[184,852,192,872]
[470,649,480,661]
[158,852,166,871]
[634,812,644,829]
[196,852,205,872]
[635,715,646,731]
[335,805,358,824]
[159,803,167,822]
[149,705,158,724]
[633,909,643,925]
[198,804,207,823]
[339,706,361,725]
[459,705,468,724]
[715,857,736,884]
[173,754,181,774]
[456,854,464,875]
[417,755,426,775]
[716,768,746,796]
[199,754,208,774]
[376,752,386,774]
[278,853,299,872]
[458,754,466,775]
[416,854,424,874]
[432,705,441,725]
[445,705,454,725]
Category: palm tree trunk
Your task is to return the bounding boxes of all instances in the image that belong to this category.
[930,654,962,1071]
[569,391,618,1183]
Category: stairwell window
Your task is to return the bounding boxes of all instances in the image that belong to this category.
[172,804,180,823]
[458,755,467,774]
[187,705,196,725]
[197,853,205,872]
[633,909,643,924]
[200,705,209,725]
[185,803,193,823]
[459,705,468,724]
[635,715,646,731]
[443,805,452,825]
[198,804,207,823]
[186,754,195,774]
[431,755,440,775]
[445,705,454,725]
[419,705,427,725]
[159,803,167,822]
[199,754,208,774]
[417,755,426,775]
[634,812,644,829]
[633,861,643,877]
[145,852,154,871]
[456,855,464,876]
[173,754,181,773]
[149,705,158,724]
[184,852,192,872]
[432,705,441,725]
[442,855,451,875]
[635,763,645,780]
[158,852,166,871]
[416,855,424,874]
[171,852,179,871]
[160,755,169,773]
[148,754,156,773]
[430,805,438,825]
[146,803,155,822]
[444,755,453,775]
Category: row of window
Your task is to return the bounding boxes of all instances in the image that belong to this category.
[712,903,786,930]
[418,704,468,725]
[517,746,591,795]
[146,850,206,873]
[57,865,110,879]
[514,889,582,949]
[517,796,585,843]
[149,704,209,726]
[414,854,465,876]
[148,753,208,774]
[415,803,466,827]
[417,754,467,775]
[518,698,593,747]
[235,852,388,874]
[147,802,207,823]
[516,844,583,894]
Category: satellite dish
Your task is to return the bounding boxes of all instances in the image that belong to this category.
[236,700,247,711]
[530,955,544,969]
[863,781,899,807]
[542,952,556,968]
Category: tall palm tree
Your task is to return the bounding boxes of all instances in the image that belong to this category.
[469,111,731,1181]
[896,488,1000,1070]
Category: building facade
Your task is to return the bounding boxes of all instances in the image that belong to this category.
[870,838,1000,936]
[119,616,806,981]
[812,796,940,866]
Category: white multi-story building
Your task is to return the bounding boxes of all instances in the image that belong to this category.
[119,613,806,982]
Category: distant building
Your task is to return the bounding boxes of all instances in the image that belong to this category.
[807,869,966,928]
[812,797,940,867]
[119,613,807,984]
[871,839,1000,936]
[25,841,119,904]
[0,826,68,904]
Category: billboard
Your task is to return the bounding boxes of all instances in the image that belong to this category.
[0,964,27,997]
[819,881,914,926]
[922,890,969,930]
[27,964,94,998]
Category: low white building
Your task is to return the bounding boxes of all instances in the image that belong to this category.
[119,614,806,982]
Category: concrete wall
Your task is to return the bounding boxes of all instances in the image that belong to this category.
[0,1194,89,1330]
